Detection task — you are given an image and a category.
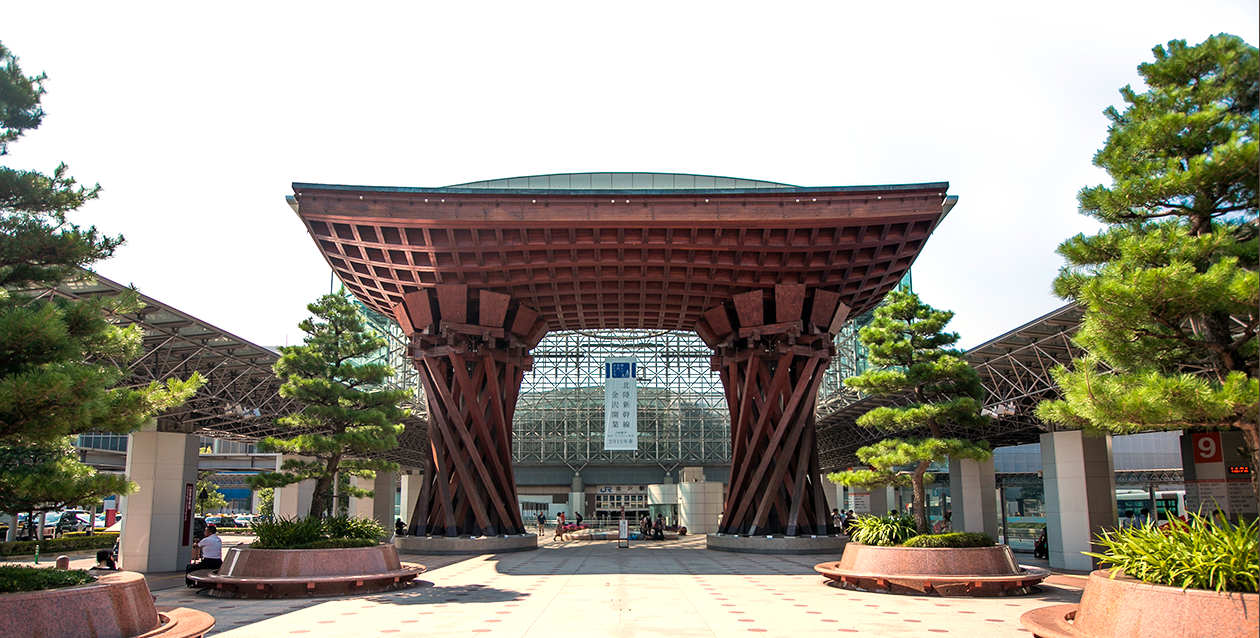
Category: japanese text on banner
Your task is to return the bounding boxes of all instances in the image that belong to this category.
[603,358,637,451]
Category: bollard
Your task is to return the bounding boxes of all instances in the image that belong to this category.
[55,555,70,570]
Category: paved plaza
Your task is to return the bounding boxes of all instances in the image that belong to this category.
[12,534,1089,638]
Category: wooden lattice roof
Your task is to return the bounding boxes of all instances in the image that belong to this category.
[290,177,956,333]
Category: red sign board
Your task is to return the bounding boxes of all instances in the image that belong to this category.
[181,483,194,546]
[1191,432,1223,464]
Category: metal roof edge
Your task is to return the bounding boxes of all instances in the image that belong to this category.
[291,181,951,197]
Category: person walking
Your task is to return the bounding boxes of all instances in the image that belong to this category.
[536,511,547,536]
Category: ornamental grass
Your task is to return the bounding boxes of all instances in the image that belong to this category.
[1085,514,1258,593]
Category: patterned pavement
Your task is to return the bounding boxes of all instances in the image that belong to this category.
[128,535,1086,638]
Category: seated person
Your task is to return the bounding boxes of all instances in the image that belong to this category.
[185,524,223,587]
[90,549,117,571]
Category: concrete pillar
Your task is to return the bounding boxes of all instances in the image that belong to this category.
[400,471,423,527]
[4,515,14,542]
[1042,431,1117,571]
[273,456,315,519]
[345,472,394,531]
[373,471,395,530]
[949,456,999,538]
[870,486,894,516]
[679,482,723,534]
[350,476,372,522]
[120,421,199,573]
[568,473,585,520]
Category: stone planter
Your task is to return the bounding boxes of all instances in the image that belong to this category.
[1020,570,1260,638]
[0,571,214,638]
[814,543,1048,596]
[188,543,425,599]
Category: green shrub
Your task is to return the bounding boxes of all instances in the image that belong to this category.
[284,538,377,550]
[251,515,383,549]
[0,565,95,593]
[323,515,386,540]
[0,533,119,557]
[849,515,918,547]
[1086,515,1258,593]
[901,532,995,548]
[251,516,326,549]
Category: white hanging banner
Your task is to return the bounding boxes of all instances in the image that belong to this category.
[603,357,638,450]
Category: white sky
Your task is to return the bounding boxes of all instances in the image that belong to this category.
[4,2,1257,349]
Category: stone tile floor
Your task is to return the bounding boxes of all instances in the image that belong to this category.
[126,535,1086,638]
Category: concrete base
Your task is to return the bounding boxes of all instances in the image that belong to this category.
[395,534,538,555]
[706,533,848,555]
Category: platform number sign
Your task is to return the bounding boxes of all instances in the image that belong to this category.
[1192,432,1223,463]
[603,358,638,451]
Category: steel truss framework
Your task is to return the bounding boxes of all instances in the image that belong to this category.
[27,273,428,468]
[816,303,1088,471]
[514,330,730,468]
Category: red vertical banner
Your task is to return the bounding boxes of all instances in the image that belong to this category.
[181,483,195,546]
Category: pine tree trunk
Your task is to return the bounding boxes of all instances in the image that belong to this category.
[309,474,332,519]
[912,460,930,535]
[1239,421,1260,510]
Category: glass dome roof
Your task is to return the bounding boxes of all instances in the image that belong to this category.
[446,172,796,191]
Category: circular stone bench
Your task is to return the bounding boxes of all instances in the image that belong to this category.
[814,544,1048,597]
[189,544,425,599]
[0,571,214,638]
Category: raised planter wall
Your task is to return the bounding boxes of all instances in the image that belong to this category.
[1021,570,1260,638]
[190,544,426,599]
[815,543,1048,597]
[836,543,1022,576]
[0,571,213,638]
[219,544,402,578]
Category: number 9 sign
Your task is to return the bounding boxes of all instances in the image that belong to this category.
[1192,432,1223,464]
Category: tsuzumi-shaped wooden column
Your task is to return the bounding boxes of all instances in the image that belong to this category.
[392,284,548,537]
[697,284,851,537]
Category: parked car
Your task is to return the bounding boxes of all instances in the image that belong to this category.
[55,510,92,535]
[232,514,256,527]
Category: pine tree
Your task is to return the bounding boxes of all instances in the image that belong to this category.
[1035,34,1259,504]
[248,292,409,518]
[827,291,992,534]
[0,42,201,520]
